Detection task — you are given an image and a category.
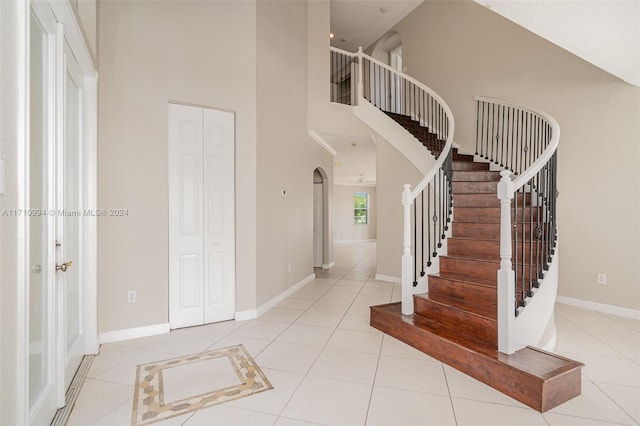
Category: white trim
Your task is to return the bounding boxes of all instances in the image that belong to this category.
[257,273,316,316]
[234,273,317,320]
[98,323,170,345]
[234,310,257,321]
[322,262,335,270]
[556,296,640,320]
[335,239,376,244]
[308,130,337,156]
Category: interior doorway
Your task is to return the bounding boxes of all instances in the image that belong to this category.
[313,169,324,268]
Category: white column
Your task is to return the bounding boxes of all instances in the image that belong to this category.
[497,170,516,354]
[401,184,414,315]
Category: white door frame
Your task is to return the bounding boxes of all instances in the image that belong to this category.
[17,1,98,423]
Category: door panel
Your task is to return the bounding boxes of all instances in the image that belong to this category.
[169,105,204,328]
[203,109,235,324]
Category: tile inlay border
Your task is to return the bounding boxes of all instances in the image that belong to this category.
[131,344,273,425]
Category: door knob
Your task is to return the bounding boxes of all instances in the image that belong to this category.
[56,261,73,272]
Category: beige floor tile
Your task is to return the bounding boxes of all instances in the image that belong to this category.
[66,379,133,426]
[227,368,304,415]
[353,293,391,306]
[309,348,379,384]
[347,302,373,317]
[323,285,361,296]
[338,313,381,334]
[549,378,636,425]
[113,331,177,351]
[281,375,372,426]
[259,308,304,324]
[334,279,366,288]
[91,399,135,426]
[231,320,290,340]
[380,335,437,361]
[146,328,226,355]
[451,398,547,425]
[326,329,383,354]
[366,385,456,425]
[274,416,326,426]
[162,356,242,402]
[276,324,334,347]
[256,341,323,374]
[183,404,277,426]
[88,344,147,378]
[276,298,316,311]
[555,328,626,359]
[295,310,344,328]
[308,299,353,314]
[375,355,448,396]
[562,353,640,387]
[598,383,640,424]
[543,412,629,426]
[94,349,176,386]
[443,365,526,408]
[206,336,272,357]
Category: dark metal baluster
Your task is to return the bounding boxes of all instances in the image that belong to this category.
[413,197,418,287]
[500,104,505,166]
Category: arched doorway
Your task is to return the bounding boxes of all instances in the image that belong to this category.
[313,169,324,268]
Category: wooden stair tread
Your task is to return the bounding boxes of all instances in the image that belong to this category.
[430,272,496,287]
[415,292,497,320]
[370,303,584,412]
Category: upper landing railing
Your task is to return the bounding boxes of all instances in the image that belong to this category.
[330,47,455,317]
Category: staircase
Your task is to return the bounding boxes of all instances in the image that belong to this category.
[371,112,583,412]
[329,47,583,413]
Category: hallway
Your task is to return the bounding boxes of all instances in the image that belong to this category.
[68,242,639,425]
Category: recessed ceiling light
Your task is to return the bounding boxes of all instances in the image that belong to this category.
[379,7,388,13]
[329,32,335,39]
[334,162,342,167]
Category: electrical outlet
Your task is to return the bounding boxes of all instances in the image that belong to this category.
[597,273,607,285]
[128,290,137,303]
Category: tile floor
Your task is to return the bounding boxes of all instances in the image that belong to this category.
[68,242,640,426]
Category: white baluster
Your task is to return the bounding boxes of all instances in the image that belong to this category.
[402,184,414,315]
[497,170,516,354]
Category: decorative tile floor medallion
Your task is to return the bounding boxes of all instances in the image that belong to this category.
[131,345,273,425]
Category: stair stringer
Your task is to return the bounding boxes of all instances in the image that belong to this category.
[353,98,437,176]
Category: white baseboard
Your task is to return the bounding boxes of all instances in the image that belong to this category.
[375,274,401,284]
[99,322,170,344]
[256,273,316,317]
[322,262,335,270]
[235,273,317,321]
[335,239,376,244]
[556,296,640,320]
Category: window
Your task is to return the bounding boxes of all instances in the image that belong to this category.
[354,192,368,224]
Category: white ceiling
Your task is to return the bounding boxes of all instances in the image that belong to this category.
[330,0,423,53]
[476,0,640,86]
[327,0,423,186]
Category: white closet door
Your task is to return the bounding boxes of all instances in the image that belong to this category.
[169,104,235,329]
[203,109,235,323]
[169,104,205,328]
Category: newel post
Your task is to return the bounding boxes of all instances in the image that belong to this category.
[357,46,364,105]
[401,184,414,315]
[497,170,516,354]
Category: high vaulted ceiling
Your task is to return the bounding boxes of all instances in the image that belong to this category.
[330,0,423,53]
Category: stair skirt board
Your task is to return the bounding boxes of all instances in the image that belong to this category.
[370,303,583,412]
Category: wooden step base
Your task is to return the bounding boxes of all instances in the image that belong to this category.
[370,302,584,412]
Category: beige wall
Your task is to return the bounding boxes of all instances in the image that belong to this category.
[391,0,640,309]
[98,1,258,332]
[376,137,423,279]
[256,0,334,307]
[334,185,377,242]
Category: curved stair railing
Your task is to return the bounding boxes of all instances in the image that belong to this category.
[475,97,560,354]
[330,47,455,316]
